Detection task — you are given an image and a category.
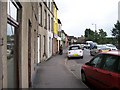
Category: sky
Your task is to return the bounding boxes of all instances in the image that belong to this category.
[55,0,120,37]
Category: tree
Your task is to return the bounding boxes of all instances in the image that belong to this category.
[85,28,94,41]
[98,29,107,44]
[111,21,120,49]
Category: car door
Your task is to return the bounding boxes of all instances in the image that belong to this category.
[84,54,103,87]
[95,54,120,88]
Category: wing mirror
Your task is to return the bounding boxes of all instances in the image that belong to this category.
[85,62,90,65]
[85,62,95,66]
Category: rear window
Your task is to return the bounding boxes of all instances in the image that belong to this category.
[69,46,81,50]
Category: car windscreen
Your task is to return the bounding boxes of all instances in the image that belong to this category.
[69,46,81,50]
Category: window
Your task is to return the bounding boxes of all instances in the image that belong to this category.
[49,37,51,53]
[51,2,53,13]
[51,17,53,32]
[48,14,50,31]
[48,0,50,9]
[90,55,103,68]
[102,55,119,73]
[7,0,17,21]
[44,9,47,29]
[7,0,21,88]
[43,35,46,54]
[38,3,42,26]
[69,46,81,50]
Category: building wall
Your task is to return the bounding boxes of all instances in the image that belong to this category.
[53,2,58,55]
[118,1,120,22]
[0,0,59,88]
[46,1,54,59]
[0,1,38,88]
[38,1,53,62]
[0,2,7,88]
[19,2,38,87]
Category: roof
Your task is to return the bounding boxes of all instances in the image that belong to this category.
[102,50,120,56]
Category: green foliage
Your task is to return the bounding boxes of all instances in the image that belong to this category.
[111,20,120,49]
[85,28,95,41]
[98,29,107,44]
[84,28,107,44]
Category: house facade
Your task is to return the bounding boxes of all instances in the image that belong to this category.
[37,1,54,63]
[0,1,39,88]
[58,19,62,52]
[52,2,59,55]
[0,0,59,89]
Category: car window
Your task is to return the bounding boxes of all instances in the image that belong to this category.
[90,55,103,68]
[102,55,119,73]
[69,46,81,50]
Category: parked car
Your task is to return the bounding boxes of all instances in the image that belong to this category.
[81,50,120,89]
[105,44,118,50]
[67,44,83,59]
[90,45,111,56]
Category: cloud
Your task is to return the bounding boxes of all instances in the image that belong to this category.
[55,0,119,37]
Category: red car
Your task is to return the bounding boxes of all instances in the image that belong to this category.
[81,50,120,89]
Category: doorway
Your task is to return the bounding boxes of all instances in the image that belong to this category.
[37,35,41,63]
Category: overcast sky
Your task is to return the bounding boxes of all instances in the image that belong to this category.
[55,0,120,37]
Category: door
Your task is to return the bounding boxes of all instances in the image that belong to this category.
[95,55,119,88]
[37,35,41,63]
[85,55,103,87]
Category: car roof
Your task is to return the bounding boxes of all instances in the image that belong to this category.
[101,50,120,56]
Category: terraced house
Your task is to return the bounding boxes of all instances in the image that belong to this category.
[0,0,60,89]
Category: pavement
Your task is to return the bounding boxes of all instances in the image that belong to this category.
[32,50,89,88]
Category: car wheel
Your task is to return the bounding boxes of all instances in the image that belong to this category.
[81,71,87,83]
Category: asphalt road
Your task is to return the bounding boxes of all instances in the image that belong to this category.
[64,48,94,89]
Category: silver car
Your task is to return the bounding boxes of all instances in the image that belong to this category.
[90,45,110,56]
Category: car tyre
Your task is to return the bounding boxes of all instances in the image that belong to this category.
[81,71,87,83]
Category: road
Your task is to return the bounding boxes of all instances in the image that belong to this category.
[64,48,93,86]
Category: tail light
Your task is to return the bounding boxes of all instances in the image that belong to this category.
[109,49,111,51]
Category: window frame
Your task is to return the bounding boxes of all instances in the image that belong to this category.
[7,0,22,88]
[44,9,47,29]
[38,3,42,26]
